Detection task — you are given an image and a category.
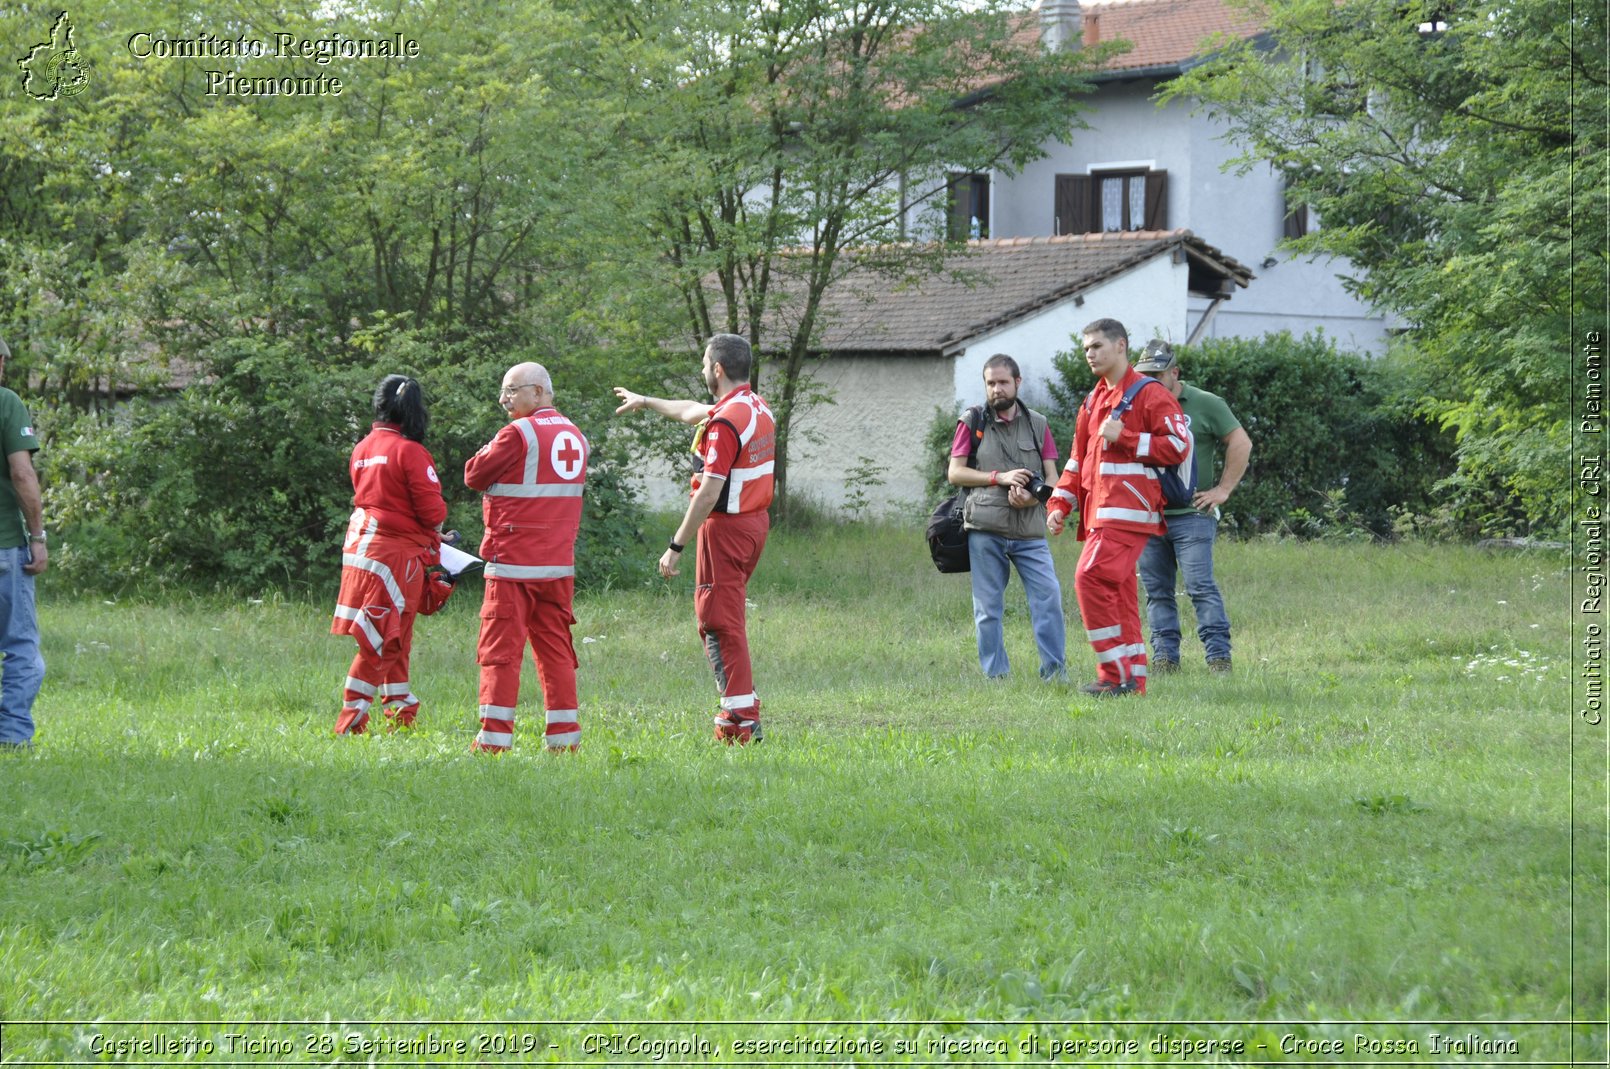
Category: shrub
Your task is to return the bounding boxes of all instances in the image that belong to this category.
[45,326,653,593]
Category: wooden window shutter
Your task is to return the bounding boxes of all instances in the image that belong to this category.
[947,173,971,240]
[1283,202,1309,239]
[1055,174,1094,235]
[1142,170,1168,230]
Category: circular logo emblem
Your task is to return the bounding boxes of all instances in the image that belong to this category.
[550,431,585,481]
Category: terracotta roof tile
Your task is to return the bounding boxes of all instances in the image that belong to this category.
[1008,0,1265,75]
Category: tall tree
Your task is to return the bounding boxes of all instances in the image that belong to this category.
[0,0,669,588]
[1170,0,1602,534]
[576,0,1104,516]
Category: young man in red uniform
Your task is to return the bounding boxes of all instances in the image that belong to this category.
[464,362,588,753]
[331,375,449,734]
[1045,319,1190,697]
[611,333,775,743]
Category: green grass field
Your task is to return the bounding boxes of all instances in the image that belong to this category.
[0,526,1601,1065]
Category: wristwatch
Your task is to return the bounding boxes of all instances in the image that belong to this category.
[667,539,685,554]
[27,531,44,544]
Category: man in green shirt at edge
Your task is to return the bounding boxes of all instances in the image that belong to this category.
[0,337,46,750]
[1133,339,1251,674]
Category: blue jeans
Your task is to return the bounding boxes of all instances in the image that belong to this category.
[1138,512,1231,662]
[967,531,1066,679]
[0,545,43,745]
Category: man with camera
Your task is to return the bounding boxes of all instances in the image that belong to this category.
[946,354,1067,681]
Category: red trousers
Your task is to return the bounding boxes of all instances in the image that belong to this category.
[1074,526,1152,693]
[475,577,580,751]
[337,612,420,734]
[696,511,768,731]
[332,531,429,735]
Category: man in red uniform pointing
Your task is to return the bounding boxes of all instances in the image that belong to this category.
[465,362,588,753]
[612,334,775,744]
[1045,319,1190,697]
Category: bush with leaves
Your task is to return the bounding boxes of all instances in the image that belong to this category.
[46,325,654,594]
[1047,331,1459,538]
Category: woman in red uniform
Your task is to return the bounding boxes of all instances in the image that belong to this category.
[330,375,449,734]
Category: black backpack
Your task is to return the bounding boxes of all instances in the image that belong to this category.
[926,407,986,573]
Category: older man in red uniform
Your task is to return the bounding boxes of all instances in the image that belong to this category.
[1046,319,1190,697]
[465,362,588,752]
[612,333,775,743]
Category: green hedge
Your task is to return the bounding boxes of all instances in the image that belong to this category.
[1047,331,1459,538]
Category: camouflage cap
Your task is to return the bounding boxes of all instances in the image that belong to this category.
[1134,338,1176,373]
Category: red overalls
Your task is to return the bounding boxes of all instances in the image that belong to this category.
[693,386,775,742]
[330,423,446,733]
[1047,370,1189,693]
[464,408,587,752]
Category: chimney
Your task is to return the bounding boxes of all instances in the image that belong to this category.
[1038,0,1084,53]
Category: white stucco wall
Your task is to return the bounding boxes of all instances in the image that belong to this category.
[786,353,958,512]
[950,253,1186,412]
[787,257,1191,514]
[989,80,1398,354]
[634,260,1189,517]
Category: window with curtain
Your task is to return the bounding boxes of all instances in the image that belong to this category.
[1055,170,1168,235]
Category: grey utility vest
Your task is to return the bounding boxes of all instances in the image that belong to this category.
[962,403,1052,541]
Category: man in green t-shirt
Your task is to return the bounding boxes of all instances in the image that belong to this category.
[1133,340,1252,674]
[0,337,46,750]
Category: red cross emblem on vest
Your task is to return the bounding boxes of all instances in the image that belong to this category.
[551,431,584,480]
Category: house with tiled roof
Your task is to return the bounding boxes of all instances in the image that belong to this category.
[640,0,1393,514]
[740,230,1252,511]
[936,0,1396,353]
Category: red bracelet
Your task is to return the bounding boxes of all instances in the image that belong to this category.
[990,470,998,486]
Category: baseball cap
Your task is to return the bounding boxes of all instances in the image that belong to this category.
[1134,338,1175,373]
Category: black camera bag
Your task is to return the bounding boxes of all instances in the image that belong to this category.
[926,406,986,573]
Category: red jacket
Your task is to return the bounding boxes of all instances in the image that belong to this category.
[694,386,775,515]
[349,422,446,548]
[464,407,587,580]
[1047,368,1189,540]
